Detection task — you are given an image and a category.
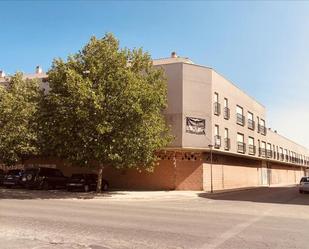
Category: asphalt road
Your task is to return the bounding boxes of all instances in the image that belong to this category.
[1,186,309,249]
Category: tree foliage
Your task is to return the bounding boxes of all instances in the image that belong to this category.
[40,34,171,175]
[0,73,43,166]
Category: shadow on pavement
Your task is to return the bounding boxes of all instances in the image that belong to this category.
[0,187,126,200]
[198,186,309,205]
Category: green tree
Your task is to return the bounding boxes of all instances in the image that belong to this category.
[41,33,171,192]
[0,73,43,166]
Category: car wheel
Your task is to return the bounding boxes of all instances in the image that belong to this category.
[42,181,49,190]
[102,182,109,191]
[84,184,90,192]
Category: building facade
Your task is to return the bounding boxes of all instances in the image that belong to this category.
[1,58,309,191]
[151,54,309,191]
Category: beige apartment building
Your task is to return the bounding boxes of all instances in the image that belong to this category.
[1,57,309,191]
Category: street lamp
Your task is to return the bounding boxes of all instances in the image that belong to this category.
[208,144,214,193]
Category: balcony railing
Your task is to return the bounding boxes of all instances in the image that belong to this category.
[224,107,230,120]
[248,119,255,130]
[258,124,267,135]
[237,142,246,154]
[214,102,221,116]
[236,113,245,126]
[266,150,273,158]
[224,138,231,150]
[259,148,266,158]
[214,135,221,149]
[248,145,256,155]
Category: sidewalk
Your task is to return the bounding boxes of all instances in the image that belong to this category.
[97,190,204,200]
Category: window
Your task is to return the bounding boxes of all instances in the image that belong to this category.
[236,105,245,126]
[214,92,220,115]
[224,98,228,108]
[237,133,246,153]
[266,143,272,158]
[273,145,276,159]
[224,128,230,150]
[259,119,266,135]
[276,146,279,159]
[247,112,255,130]
[279,147,284,161]
[248,137,255,155]
[214,125,221,148]
[260,141,266,157]
[284,149,288,161]
[214,92,219,102]
[223,98,230,120]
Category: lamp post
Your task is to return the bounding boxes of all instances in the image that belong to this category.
[208,144,214,193]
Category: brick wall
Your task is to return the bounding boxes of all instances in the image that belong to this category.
[102,158,203,190]
[203,154,261,191]
[269,163,304,185]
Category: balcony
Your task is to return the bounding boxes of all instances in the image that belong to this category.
[266,150,273,158]
[248,119,255,130]
[214,135,221,149]
[214,102,221,116]
[236,113,245,126]
[258,124,267,135]
[248,145,256,155]
[224,138,231,150]
[237,142,246,154]
[259,148,266,158]
[224,107,230,120]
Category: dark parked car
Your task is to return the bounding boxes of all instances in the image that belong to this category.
[3,169,24,188]
[0,169,5,185]
[22,167,68,190]
[67,174,109,192]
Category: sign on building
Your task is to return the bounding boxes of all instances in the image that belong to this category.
[186,117,206,135]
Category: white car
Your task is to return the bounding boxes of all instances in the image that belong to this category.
[299,177,309,193]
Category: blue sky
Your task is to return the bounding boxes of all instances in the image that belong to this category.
[1,1,309,147]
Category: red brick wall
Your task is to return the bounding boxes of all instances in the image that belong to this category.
[102,159,203,190]
[175,160,203,190]
[102,160,175,190]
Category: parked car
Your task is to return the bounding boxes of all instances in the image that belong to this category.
[299,176,309,193]
[3,169,24,188]
[22,167,68,190]
[0,169,5,185]
[67,173,109,192]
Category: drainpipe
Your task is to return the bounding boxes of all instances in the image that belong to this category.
[208,144,214,193]
[173,152,177,190]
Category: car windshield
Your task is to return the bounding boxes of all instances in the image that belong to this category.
[300,177,309,183]
[24,168,39,174]
[86,174,97,180]
[71,174,84,179]
[7,170,22,175]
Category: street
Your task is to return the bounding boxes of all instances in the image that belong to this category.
[1,186,309,249]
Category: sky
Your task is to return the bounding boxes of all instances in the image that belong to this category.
[1,1,309,147]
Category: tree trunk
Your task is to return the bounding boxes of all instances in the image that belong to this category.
[96,164,104,193]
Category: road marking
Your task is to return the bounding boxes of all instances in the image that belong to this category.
[200,210,271,249]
